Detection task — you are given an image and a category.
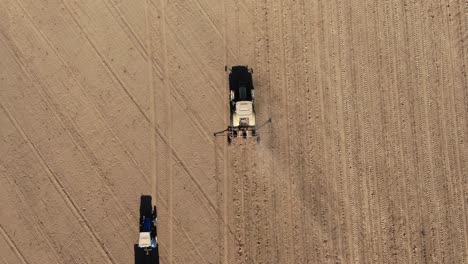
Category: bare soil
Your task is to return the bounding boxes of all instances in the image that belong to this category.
[1,0,467,263]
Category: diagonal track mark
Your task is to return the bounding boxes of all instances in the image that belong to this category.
[0,164,63,264]
[158,0,174,262]
[0,25,138,237]
[11,0,151,202]
[0,102,116,264]
[0,225,28,264]
[53,0,220,217]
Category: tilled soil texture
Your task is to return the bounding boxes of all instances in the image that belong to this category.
[1,0,467,263]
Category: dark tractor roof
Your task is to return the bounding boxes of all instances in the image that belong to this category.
[140,195,152,220]
[229,66,254,102]
[134,245,159,264]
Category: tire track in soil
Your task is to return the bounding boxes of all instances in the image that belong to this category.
[4,0,147,228]
[230,140,247,264]
[304,0,334,262]
[163,0,226,100]
[57,0,223,216]
[240,141,250,264]
[436,1,461,261]
[282,1,309,262]
[157,0,173,261]
[0,166,62,264]
[0,226,28,264]
[221,0,232,261]
[419,2,444,261]
[300,0,326,261]
[1,29,139,257]
[244,140,265,264]
[407,1,442,262]
[388,1,413,262]
[421,3,453,261]
[321,1,348,261]
[11,0,156,185]
[404,2,436,262]
[83,0,227,155]
[104,0,149,59]
[0,28,139,237]
[448,1,468,259]
[335,0,360,262]
[368,1,399,262]
[270,0,295,262]
[397,2,428,263]
[57,0,150,125]
[146,0,157,201]
[0,102,116,264]
[253,0,277,262]
[75,0,226,152]
[1,48,139,263]
[0,163,69,263]
[378,2,410,262]
[349,0,375,262]
[314,1,345,262]
[360,1,384,262]
[444,1,468,260]
[224,0,256,262]
[2,26,211,262]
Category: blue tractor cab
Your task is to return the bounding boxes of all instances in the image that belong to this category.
[134,195,159,264]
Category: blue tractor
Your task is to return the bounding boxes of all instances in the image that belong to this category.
[134,195,159,264]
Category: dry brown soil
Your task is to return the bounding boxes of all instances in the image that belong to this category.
[1,0,467,263]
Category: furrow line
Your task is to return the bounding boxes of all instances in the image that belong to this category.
[0,31,138,232]
[435,0,461,257]
[161,1,225,101]
[104,0,148,59]
[406,2,433,262]
[381,1,405,260]
[104,0,227,145]
[416,1,443,260]
[352,0,375,262]
[158,0,173,262]
[57,0,220,217]
[332,0,354,262]
[0,225,28,264]
[389,1,413,261]
[0,164,63,264]
[60,0,151,128]
[240,143,248,263]
[278,0,296,262]
[222,0,230,261]
[337,0,360,262]
[320,1,346,262]
[153,181,212,264]
[362,0,384,261]
[299,0,321,261]
[168,81,223,156]
[0,102,116,264]
[254,0,276,262]
[314,1,330,262]
[146,0,157,202]
[449,0,468,256]
[13,0,152,197]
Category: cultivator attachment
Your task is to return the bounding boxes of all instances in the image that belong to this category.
[215,125,258,144]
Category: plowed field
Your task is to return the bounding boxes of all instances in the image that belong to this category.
[1,0,467,263]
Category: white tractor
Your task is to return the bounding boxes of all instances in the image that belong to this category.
[215,66,257,144]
